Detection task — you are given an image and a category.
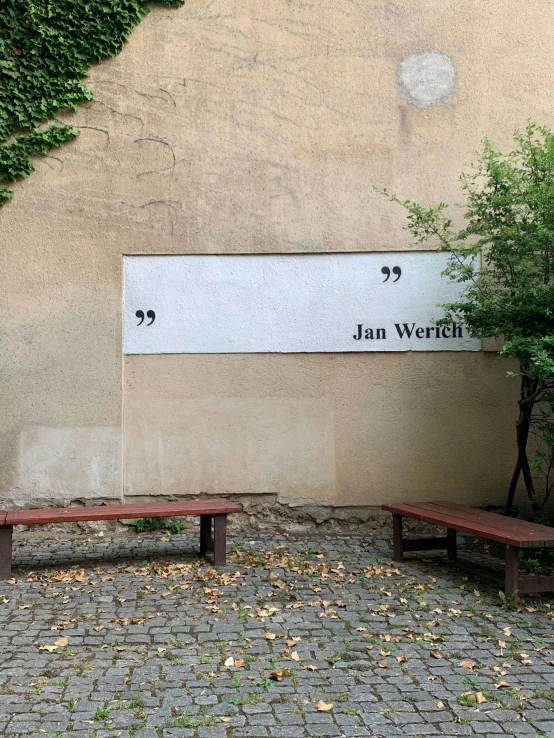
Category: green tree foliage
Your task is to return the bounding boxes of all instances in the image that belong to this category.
[0,0,183,205]
[382,123,554,519]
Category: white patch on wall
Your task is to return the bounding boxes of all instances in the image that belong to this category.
[123,253,480,354]
[16,427,122,503]
[398,51,457,109]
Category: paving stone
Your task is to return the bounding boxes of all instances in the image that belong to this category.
[0,531,552,738]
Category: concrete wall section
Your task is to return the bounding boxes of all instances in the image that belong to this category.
[124,353,518,508]
[1,0,552,514]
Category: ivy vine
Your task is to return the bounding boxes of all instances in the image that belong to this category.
[0,0,184,206]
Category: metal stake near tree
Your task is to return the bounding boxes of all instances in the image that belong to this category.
[380,123,554,521]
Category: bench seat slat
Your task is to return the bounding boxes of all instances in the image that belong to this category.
[382,502,554,548]
[383,501,554,539]
[427,501,554,536]
[408,502,554,542]
[5,499,243,526]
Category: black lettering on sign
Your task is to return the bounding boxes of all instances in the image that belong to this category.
[136,310,156,326]
[381,266,402,282]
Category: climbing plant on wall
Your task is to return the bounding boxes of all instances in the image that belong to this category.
[0,0,183,206]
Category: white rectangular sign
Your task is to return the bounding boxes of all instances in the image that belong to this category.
[123,253,480,354]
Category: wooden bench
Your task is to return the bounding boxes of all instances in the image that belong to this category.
[382,501,554,602]
[0,498,243,578]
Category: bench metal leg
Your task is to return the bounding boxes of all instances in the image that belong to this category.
[505,545,520,603]
[392,514,404,562]
[213,515,227,566]
[200,515,212,556]
[392,514,456,563]
[0,526,13,579]
[447,528,457,561]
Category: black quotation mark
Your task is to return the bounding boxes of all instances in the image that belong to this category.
[136,310,156,326]
[381,266,402,282]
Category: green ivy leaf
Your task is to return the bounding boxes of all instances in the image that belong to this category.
[0,0,184,205]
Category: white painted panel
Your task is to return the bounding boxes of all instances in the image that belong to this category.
[123,253,480,353]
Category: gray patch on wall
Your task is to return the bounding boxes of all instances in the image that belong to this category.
[11,426,122,507]
[397,51,457,109]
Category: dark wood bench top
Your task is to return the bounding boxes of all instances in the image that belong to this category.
[0,499,243,527]
[382,500,554,548]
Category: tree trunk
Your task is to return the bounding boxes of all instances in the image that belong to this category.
[504,456,521,516]
[516,408,537,511]
[505,375,542,518]
[517,377,541,517]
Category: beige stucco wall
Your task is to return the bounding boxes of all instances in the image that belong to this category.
[124,353,517,508]
[2,0,552,512]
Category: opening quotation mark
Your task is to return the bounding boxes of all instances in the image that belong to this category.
[136,310,156,326]
[381,266,402,282]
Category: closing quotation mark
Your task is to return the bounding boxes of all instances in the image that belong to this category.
[381,266,402,282]
[136,309,156,326]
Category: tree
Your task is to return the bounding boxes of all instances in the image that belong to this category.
[381,123,554,521]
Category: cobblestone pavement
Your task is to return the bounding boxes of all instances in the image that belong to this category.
[1,529,554,738]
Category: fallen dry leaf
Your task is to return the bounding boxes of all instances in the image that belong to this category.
[54,637,68,648]
[265,633,277,641]
[495,681,511,689]
[430,650,442,659]
[269,668,291,681]
[220,717,231,723]
[459,660,475,670]
[290,651,300,662]
[377,660,388,668]
[476,691,487,704]
[234,659,245,668]
[316,701,333,712]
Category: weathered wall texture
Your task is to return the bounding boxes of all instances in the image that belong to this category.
[2,0,553,516]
